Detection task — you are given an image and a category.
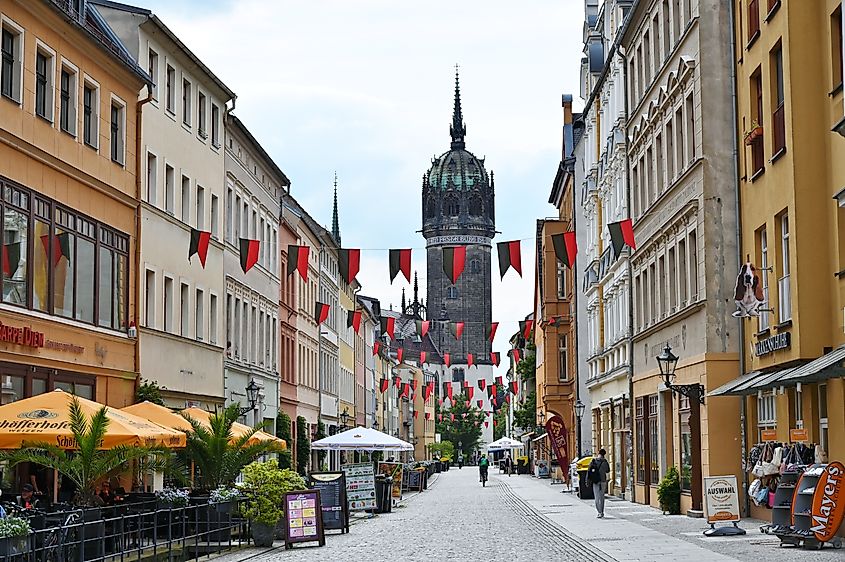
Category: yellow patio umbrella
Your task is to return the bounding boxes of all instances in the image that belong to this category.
[120,401,193,432]
[0,390,186,449]
[180,407,286,450]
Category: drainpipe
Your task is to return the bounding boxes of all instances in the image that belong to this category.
[133,85,154,399]
[726,0,750,517]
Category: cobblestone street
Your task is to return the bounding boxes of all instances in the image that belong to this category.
[215,469,845,562]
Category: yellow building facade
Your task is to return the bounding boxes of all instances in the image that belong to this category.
[712,0,845,524]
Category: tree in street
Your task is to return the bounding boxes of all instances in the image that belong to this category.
[435,391,485,457]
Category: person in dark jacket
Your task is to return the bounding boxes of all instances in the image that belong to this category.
[590,449,611,518]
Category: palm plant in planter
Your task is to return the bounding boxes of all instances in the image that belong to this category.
[0,516,30,556]
[241,459,306,547]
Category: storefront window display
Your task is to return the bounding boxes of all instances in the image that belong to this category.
[648,395,659,484]
[679,395,691,491]
[636,397,645,483]
[0,364,94,404]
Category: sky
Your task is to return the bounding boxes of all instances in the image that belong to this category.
[143,0,585,369]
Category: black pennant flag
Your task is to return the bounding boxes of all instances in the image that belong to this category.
[490,352,500,367]
[551,231,578,268]
[347,309,362,333]
[442,246,466,284]
[314,301,330,324]
[380,316,395,339]
[449,322,464,339]
[608,219,636,258]
[239,238,260,273]
[188,229,211,268]
[519,319,534,339]
[338,248,361,284]
[415,320,430,337]
[379,379,389,393]
[389,249,412,283]
[496,240,522,278]
[287,245,309,281]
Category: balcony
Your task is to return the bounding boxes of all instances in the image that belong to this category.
[778,275,791,322]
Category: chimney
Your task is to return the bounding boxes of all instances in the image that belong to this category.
[562,95,574,160]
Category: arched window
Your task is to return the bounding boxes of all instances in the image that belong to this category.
[425,196,436,218]
[447,196,459,216]
[469,195,482,216]
[470,259,481,273]
[447,287,458,299]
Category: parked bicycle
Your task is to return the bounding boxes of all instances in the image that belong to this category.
[41,509,82,562]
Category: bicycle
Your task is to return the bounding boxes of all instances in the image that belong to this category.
[480,467,488,487]
[40,509,81,562]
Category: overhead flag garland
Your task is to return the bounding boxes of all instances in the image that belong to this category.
[188,229,211,267]
[496,240,522,278]
[287,245,309,281]
[510,348,521,363]
[239,238,260,273]
[551,231,578,268]
[380,317,395,339]
[394,376,402,389]
[347,309,362,334]
[449,322,464,339]
[338,248,361,284]
[491,352,501,367]
[442,246,466,284]
[477,379,486,391]
[389,249,412,283]
[519,319,534,339]
[487,322,499,342]
[314,301,330,325]
[415,320,430,337]
[510,381,519,395]
[607,219,636,258]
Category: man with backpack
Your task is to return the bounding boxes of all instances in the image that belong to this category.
[587,449,611,518]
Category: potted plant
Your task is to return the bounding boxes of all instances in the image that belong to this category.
[210,486,241,514]
[0,516,30,556]
[241,459,306,547]
[156,487,189,509]
[656,466,682,515]
[743,120,763,145]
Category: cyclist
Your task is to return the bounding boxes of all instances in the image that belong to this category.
[457,453,464,469]
[479,454,489,484]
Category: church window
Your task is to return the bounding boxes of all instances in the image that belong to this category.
[469,195,482,216]
[451,368,465,384]
[447,287,458,299]
[425,197,436,218]
[447,196,459,216]
[470,259,480,273]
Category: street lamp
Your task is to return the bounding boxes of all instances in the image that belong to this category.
[339,407,350,429]
[656,344,704,404]
[372,419,379,431]
[238,379,260,417]
[574,399,586,458]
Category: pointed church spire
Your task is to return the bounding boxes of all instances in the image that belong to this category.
[413,271,419,307]
[450,64,466,149]
[401,288,407,314]
[331,172,341,245]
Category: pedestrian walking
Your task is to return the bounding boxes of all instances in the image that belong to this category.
[504,453,513,476]
[587,449,611,518]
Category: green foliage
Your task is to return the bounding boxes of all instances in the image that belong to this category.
[515,342,536,382]
[1,397,169,507]
[434,392,485,457]
[179,404,283,492]
[275,412,293,470]
[314,420,327,467]
[657,466,682,515]
[295,416,310,476]
[241,459,306,526]
[513,390,536,431]
[493,407,507,440]
[428,441,454,460]
[136,379,165,405]
[0,516,30,538]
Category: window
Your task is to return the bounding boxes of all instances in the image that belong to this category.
[685,94,695,161]
[146,152,157,204]
[643,31,651,85]
[182,78,191,126]
[198,92,207,138]
[770,44,785,155]
[59,64,77,135]
[83,80,98,148]
[655,133,664,195]
[147,48,158,99]
[110,100,125,165]
[35,48,54,121]
[446,196,459,216]
[1,24,23,102]
[668,247,677,311]
[451,368,465,384]
[97,226,128,330]
[558,334,568,382]
[181,175,190,223]
[666,120,675,181]
[163,276,173,332]
[211,103,220,147]
[679,395,691,491]
[556,262,566,298]
[757,227,770,331]
[196,185,205,230]
[209,293,218,344]
[833,5,843,89]
[674,107,684,174]
[645,145,654,207]
[652,15,661,66]
[165,65,175,113]
[195,289,204,340]
[750,68,764,175]
[778,213,791,321]
[145,269,155,328]
[165,165,175,214]
[210,194,219,238]
[180,282,190,336]
[447,286,458,299]
[636,397,646,483]
[648,395,659,484]
[688,230,698,300]
[662,1,670,61]
[748,0,760,43]
[757,391,776,439]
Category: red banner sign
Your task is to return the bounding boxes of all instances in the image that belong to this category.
[544,414,569,470]
[0,321,44,348]
[811,461,845,542]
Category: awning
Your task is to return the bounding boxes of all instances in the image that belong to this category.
[709,365,800,397]
[777,344,845,385]
[531,433,548,443]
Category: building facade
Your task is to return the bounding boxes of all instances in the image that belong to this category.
[223,114,287,430]
[0,0,147,413]
[623,0,740,513]
[97,1,235,410]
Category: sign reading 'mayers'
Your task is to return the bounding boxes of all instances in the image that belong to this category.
[0,321,45,348]
[811,461,845,542]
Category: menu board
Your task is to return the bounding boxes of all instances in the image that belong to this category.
[308,472,349,533]
[282,490,325,549]
[408,469,425,492]
[377,462,403,499]
[341,462,377,511]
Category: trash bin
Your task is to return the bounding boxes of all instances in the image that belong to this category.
[576,456,595,499]
[382,478,393,513]
[374,476,387,513]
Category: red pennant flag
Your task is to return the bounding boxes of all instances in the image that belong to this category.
[496,240,522,278]
[239,238,260,273]
[380,317,395,339]
[438,414,443,422]
[338,248,361,284]
[608,219,636,258]
[477,400,483,408]
[484,421,489,428]
[397,348,404,363]
[347,309,362,334]
[505,394,511,404]
[314,301,330,324]
[449,322,464,340]
[379,379,389,393]
[423,383,432,402]
[510,381,519,395]
[442,246,466,284]
[491,397,497,408]
[415,320,430,337]
[413,411,419,419]
[552,231,578,268]
[487,322,499,342]
[444,353,451,367]
[491,352,501,367]
[477,379,486,391]
[490,384,497,397]
[389,248,412,283]
[188,229,211,267]
[425,412,431,420]
[419,351,427,365]
[400,383,410,398]
[467,353,474,368]
[520,320,534,339]
[462,380,470,389]
[411,379,419,392]
[394,376,402,389]
[373,341,382,356]
[465,400,470,407]
[445,382,453,401]
[493,420,498,427]
[495,375,503,387]
[287,245,310,281]
[466,387,474,401]
[450,414,455,422]
[438,398,443,407]
[510,348,521,364]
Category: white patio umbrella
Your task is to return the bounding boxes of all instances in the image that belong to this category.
[310,426,414,451]
[487,437,525,451]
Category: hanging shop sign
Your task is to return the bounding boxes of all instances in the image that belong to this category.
[755,332,790,356]
[341,462,377,511]
[789,428,809,442]
[760,429,778,442]
[544,414,569,471]
[307,472,349,533]
[703,475,741,524]
[282,490,325,549]
[810,461,845,542]
[0,321,44,348]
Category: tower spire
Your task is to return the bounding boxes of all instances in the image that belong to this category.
[401,288,407,314]
[413,271,419,306]
[450,64,466,149]
[331,172,340,245]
